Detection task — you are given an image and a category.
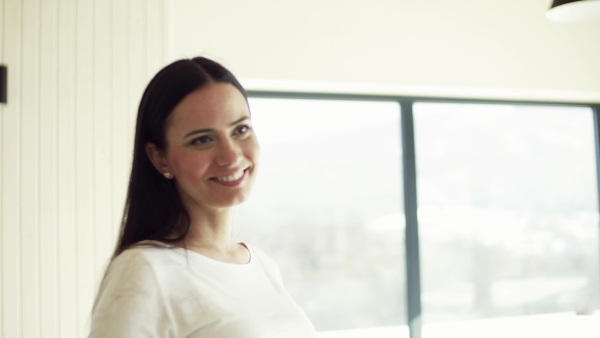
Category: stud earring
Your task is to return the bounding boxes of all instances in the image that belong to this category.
[163,172,172,179]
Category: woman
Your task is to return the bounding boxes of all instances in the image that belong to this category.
[90,57,316,337]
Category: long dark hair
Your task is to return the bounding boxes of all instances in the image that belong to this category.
[113,57,248,257]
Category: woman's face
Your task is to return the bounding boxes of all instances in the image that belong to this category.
[151,83,259,211]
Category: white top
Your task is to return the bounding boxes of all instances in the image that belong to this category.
[89,241,316,338]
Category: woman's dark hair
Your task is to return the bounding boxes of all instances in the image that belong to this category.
[113,57,247,257]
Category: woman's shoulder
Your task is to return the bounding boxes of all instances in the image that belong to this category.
[242,243,282,272]
[91,241,179,337]
[110,240,185,271]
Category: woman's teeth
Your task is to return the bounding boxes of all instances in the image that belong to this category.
[214,170,244,182]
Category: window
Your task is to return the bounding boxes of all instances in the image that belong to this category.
[237,98,407,336]
[414,103,599,337]
[238,95,600,338]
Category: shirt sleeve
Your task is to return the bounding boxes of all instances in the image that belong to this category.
[89,250,176,338]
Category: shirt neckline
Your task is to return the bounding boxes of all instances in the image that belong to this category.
[132,239,255,267]
[180,242,254,267]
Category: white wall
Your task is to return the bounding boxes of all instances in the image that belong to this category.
[0,0,167,337]
[1,1,599,337]
[169,0,600,102]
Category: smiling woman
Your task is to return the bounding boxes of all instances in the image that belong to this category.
[89,57,315,337]
[146,83,259,211]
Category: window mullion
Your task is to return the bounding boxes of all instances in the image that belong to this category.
[401,100,422,338]
[592,104,600,299]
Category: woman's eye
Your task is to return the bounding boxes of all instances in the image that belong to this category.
[191,135,213,145]
[235,125,251,135]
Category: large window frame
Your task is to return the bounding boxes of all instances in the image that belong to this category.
[248,90,600,338]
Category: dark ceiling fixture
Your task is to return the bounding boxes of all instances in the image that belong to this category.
[547,0,600,22]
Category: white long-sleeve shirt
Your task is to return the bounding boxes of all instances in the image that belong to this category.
[90,241,316,338]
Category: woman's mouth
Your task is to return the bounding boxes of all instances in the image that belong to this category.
[210,168,249,187]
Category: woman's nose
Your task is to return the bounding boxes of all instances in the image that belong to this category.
[215,138,241,167]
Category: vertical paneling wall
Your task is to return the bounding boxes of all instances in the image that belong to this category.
[1,0,168,337]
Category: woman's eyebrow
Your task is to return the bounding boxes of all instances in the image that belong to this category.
[229,116,250,126]
[183,128,212,139]
[183,116,250,139]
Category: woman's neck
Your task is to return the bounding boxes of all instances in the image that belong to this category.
[183,204,236,251]
[181,206,250,264]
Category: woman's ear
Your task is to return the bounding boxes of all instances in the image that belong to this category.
[145,143,173,179]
